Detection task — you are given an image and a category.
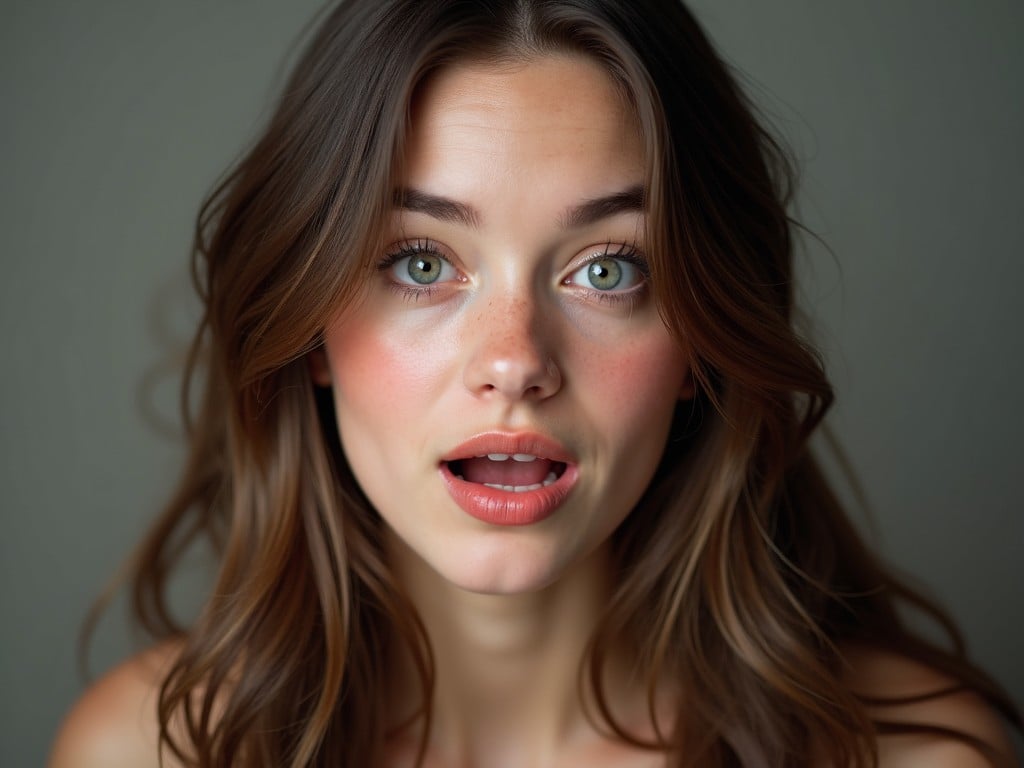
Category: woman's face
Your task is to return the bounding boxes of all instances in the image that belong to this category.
[315,54,691,594]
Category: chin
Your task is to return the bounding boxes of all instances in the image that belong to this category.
[430,536,572,596]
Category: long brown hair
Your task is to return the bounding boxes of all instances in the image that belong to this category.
[111,1,1020,765]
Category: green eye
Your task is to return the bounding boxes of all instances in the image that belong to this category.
[379,239,461,293]
[408,254,443,284]
[564,247,648,299]
[586,258,622,290]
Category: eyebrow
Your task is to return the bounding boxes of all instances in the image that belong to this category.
[392,184,645,229]
[560,185,645,228]
[394,188,481,228]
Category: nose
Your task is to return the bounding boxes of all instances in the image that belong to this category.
[462,295,562,402]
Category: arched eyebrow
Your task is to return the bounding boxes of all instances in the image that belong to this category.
[559,185,645,228]
[392,184,645,229]
[394,188,481,228]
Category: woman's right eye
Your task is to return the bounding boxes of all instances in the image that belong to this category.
[378,240,462,288]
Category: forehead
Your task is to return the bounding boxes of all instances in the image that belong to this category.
[402,54,644,192]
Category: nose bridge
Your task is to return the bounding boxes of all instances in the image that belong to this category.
[462,279,561,401]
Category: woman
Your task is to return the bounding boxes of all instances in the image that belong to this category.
[50,0,1020,765]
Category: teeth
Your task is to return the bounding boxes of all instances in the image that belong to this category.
[484,482,542,491]
[481,472,558,493]
[477,453,539,462]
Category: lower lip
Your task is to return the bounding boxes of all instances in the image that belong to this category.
[439,463,579,526]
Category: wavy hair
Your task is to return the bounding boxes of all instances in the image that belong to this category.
[109,0,1020,765]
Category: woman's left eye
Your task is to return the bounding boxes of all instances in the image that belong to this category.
[564,247,648,293]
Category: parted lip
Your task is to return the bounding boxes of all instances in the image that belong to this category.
[440,431,577,465]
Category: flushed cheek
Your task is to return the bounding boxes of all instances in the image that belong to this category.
[575,333,688,414]
[574,334,688,486]
[335,312,456,398]
[326,312,460,464]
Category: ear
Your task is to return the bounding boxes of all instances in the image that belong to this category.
[679,365,696,401]
[307,347,332,387]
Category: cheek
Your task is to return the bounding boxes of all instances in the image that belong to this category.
[321,311,458,510]
[326,311,457,418]
[574,331,689,491]
[576,333,688,416]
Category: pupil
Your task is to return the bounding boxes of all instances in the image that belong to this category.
[588,259,621,290]
[409,255,441,284]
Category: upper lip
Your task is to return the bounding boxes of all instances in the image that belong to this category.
[440,431,577,464]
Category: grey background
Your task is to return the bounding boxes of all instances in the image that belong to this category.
[2,1,1021,765]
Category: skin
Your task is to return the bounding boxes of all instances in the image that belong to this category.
[49,55,1017,768]
[316,54,691,598]
[48,642,1017,768]
[312,54,690,765]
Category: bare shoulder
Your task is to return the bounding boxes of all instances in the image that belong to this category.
[842,645,1019,767]
[49,641,185,768]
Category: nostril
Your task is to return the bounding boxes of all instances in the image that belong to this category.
[462,344,562,401]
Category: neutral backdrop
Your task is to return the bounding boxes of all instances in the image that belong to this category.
[2,1,1021,765]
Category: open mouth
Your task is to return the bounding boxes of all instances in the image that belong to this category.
[445,454,568,493]
[439,435,578,525]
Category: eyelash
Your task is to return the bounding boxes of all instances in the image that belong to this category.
[375,238,651,306]
[568,241,650,308]
[376,238,454,302]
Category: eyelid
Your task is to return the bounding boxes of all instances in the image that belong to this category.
[377,238,465,295]
[581,240,646,265]
[563,242,649,285]
[379,237,451,263]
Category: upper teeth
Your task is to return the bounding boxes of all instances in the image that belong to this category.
[483,453,537,462]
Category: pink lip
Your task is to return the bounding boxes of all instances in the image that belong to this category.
[439,431,579,526]
[440,432,577,465]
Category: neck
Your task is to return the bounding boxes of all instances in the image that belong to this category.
[384,537,625,767]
